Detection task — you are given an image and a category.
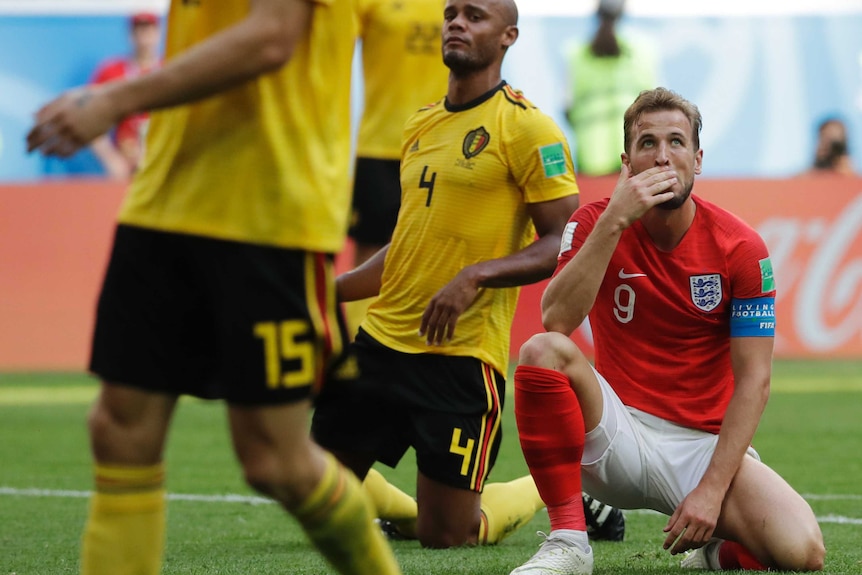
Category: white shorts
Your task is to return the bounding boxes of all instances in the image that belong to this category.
[581,366,760,515]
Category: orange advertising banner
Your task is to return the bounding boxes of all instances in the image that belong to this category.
[1,180,124,371]
[1,177,861,371]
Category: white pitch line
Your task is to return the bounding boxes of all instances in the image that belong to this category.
[2,486,861,524]
[823,516,862,525]
[0,486,272,506]
[802,493,862,501]
[622,509,862,525]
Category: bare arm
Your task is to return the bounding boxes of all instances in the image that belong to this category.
[90,135,133,180]
[542,164,676,334]
[475,194,581,287]
[541,198,624,335]
[337,245,389,302]
[419,193,580,345]
[28,0,313,156]
[663,336,773,554]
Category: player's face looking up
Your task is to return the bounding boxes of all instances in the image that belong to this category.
[625,109,703,210]
[441,0,517,76]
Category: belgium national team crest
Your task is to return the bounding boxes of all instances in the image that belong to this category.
[462,127,490,159]
[690,273,722,312]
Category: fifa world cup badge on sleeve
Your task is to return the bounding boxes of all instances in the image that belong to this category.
[539,142,567,178]
[759,257,775,292]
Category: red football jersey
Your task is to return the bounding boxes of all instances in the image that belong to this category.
[556,195,775,433]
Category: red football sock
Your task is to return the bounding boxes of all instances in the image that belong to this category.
[718,540,769,570]
[514,365,586,532]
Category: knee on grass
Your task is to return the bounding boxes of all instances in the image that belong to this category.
[416,523,478,549]
[776,528,826,571]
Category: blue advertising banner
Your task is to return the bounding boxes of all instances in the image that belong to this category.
[0,15,133,180]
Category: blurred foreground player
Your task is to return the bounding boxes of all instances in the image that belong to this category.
[27,1,402,574]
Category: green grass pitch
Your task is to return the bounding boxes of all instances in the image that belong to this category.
[1,360,860,574]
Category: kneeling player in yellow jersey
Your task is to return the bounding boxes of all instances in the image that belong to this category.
[27,1,402,574]
[313,0,578,549]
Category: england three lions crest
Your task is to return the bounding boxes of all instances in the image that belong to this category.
[690,274,722,312]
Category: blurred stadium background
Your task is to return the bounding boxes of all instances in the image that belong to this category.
[1,0,860,370]
[2,0,861,179]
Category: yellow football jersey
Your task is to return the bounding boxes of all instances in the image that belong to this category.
[354,0,449,159]
[362,83,579,374]
[119,0,355,253]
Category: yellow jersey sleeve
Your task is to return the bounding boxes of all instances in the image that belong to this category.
[499,85,579,204]
[120,0,356,253]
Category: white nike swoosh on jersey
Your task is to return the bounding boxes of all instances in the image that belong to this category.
[618,269,647,279]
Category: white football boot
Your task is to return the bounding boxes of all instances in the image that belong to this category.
[509,530,593,575]
[680,538,723,570]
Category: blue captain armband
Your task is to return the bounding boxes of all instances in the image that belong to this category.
[730,297,776,337]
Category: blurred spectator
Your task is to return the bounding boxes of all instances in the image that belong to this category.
[802,116,858,177]
[89,12,162,180]
[564,0,656,176]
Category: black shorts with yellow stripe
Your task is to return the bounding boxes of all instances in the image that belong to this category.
[90,224,352,404]
[311,328,505,492]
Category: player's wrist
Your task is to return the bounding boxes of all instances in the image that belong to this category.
[458,264,486,289]
[595,209,629,237]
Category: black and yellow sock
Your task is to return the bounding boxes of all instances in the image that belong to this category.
[362,468,418,538]
[295,453,402,575]
[80,463,166,575]
[479,474,545,544]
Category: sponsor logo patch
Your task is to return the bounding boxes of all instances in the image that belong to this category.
[618,268,647,279]
[689,273,722,312]
[539,142,567,178]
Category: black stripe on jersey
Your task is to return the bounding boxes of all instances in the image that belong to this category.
[445,81,507,112]
[502,85,528,110]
